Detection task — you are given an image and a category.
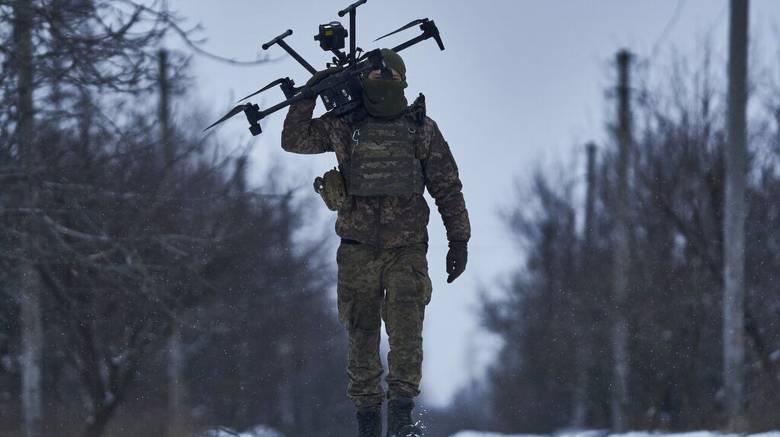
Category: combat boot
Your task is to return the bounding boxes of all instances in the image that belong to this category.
[356,406,382,437]
[386,397,421,437]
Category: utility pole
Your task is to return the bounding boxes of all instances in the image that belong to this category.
[159,47,187,437]
[585,143,597,250]
[571,142,598,428]
[723,0,748,430]
[167,320,185,437]
[13,1,43,436]
[611,50,632,433]
[159,49,175,166]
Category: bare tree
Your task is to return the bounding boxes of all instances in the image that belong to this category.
[481,33,780,435]
[2,2,196,435]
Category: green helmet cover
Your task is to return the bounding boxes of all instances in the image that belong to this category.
[361,48,408,118]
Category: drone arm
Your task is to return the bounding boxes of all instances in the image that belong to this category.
[277,40,318,74]
[206,51,382,136]
[337,0,367,65]
[262,29,318,74]
[392,33,428,53]
[349,7,356,63]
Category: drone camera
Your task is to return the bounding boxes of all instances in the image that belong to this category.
[315,22,348,51]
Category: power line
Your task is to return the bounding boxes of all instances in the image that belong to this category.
[649,0,686,59]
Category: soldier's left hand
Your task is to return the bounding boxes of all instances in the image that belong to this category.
[446,241,468,283]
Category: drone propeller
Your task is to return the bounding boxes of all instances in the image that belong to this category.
[238,80,282,103]
[374,18,428,42]
[238,77,297,102]
[203,104,253,132]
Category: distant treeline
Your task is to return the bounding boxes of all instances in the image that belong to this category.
[475,49,780,433]
[0,2,351,437]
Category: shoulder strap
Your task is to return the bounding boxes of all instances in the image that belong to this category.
[401,93,429,160]
[405,93,426,127]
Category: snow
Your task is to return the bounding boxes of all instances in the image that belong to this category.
[605,432,780,437]
[451,432,780,437]
[451,433,545,437]
[202,427,780,437]
[202,424,284,437]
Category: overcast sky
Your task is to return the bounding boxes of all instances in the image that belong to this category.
[169,0,780,408]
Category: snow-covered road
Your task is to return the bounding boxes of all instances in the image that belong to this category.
[204,426,780,437]
[451,432,780,437]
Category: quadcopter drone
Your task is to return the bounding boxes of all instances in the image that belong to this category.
[204,0,445,136]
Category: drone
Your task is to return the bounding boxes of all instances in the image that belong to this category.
[204,0,445,136]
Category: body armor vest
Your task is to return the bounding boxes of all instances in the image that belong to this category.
[346,115,424,197]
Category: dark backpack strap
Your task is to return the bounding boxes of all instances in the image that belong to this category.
[406,93,426,127]
[403,93,429,160]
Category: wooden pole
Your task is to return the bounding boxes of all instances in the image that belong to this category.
[14,1,43,436]
[571,142,598,428]
[159,49,174,166]
[610,49,633,433]
[723,0,748,429]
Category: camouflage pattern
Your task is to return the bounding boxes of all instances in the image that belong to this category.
[346,116,424,197]
[281,93,469,410]
[281,97,471,248]
[336,241,432,408]
[314,167,348,211]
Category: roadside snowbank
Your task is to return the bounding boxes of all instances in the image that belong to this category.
[201,425,284,437]
[451,432,545,437]
[451,431,780,437]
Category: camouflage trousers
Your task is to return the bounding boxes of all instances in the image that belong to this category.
[336,240,433,408]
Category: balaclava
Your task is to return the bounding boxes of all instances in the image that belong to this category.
[361,48,408,118]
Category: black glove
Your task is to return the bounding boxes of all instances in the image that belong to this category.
[446,241,468,283]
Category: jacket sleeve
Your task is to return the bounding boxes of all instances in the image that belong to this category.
[422,118,471,243]
[281,98,345,154]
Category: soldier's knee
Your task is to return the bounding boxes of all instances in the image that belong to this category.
[339,289,382,331]
[351,306,382,331]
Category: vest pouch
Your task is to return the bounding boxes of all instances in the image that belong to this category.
[314,167,348,211]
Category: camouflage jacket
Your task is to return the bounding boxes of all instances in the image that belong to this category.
[281,96,470,248]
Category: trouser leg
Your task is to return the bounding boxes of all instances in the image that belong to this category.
[337,243,384,408]
[381,243,432,400]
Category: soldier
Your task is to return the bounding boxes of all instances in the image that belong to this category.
[281,48,470,437]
